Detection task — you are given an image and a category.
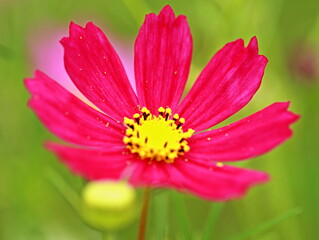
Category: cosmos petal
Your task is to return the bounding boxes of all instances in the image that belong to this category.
[47,142,134,180]
[129,162,171,186]
[129,159,268,201]
[187,102,299,161]
[177,37,268,132]
[134,5,192,113]
[25,71,125,147]
[61,22,138,121]
[170,160,269,201]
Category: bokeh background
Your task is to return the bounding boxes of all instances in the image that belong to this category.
[1,0,319,239]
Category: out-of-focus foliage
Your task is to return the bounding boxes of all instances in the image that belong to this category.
[0,0,318,239]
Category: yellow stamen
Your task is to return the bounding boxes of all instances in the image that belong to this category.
[123,107,194,163]
[133,113,140,119]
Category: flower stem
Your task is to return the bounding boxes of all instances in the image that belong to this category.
[138,187,151,240]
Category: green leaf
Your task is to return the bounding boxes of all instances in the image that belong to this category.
[171,192,192,240]
[228,207,302,240]
[202,203,224,240]
[45,168,81,212]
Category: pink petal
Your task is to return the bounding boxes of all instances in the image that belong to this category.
[187,102,299,161]
[129,161,171,186]
[61,22,138,121]
[129,159,268,201]
[177,37,268,132]
[25,71,125,147]
[134,5,192,113]
[171,160,269,201]
[47,142,134,180]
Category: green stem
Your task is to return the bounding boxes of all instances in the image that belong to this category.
[138,187,151,240]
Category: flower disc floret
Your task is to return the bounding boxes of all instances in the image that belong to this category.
[123,107,194,163]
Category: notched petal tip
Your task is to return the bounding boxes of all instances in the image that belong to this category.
[248,36,258,49]
[252,170,270,184]
[160,5,175,17]
[143,12,156,22]
[227,38,245,49]
[171,160,271,201]
[34,69,47,79]
[227,37,265,57]
[275,101,290,109]
[69,21,85,33]
[143,5,176,25]
[24,70,45,93]
[218,170,270,201]
[222,174,270,201]
[290,112,301,122]
[24,77,33,89]
[85,21,95,28]
[84,22,105,37]
[149,5,187,25]
[274,101,300,123]
[60,21,92,45]
[59,37,68,46]
[247,37,268,63]
[25,69,41,81]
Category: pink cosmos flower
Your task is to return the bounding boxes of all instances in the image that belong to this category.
[25,6,299,201]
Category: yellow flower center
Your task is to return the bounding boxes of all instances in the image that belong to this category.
[123,107,194,163]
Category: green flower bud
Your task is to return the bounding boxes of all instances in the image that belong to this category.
[81,180,138,232]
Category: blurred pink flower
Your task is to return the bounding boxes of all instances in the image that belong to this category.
[29,27,135,98]
[25,6,299,201]
[288,42,319,83]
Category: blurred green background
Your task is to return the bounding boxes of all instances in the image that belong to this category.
[1,0,319,239]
